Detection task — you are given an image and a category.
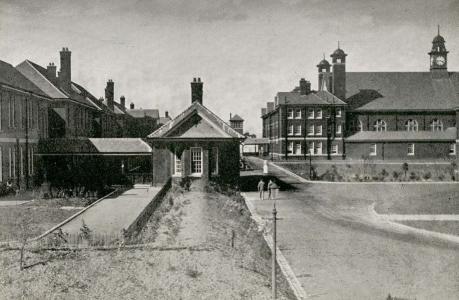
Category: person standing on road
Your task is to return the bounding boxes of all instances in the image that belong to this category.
[257,179,265,200]
[267,179,273,200]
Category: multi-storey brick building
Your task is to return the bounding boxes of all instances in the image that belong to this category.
[0,60,50,188]
[261,29,459,161]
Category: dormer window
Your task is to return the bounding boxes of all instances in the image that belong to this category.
[405,119,418,132]
[430,119,443,131]
[374,119,387,132]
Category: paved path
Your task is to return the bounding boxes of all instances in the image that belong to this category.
[59,185,161,236]
[243,157,459,300]
[383,214,459,221]
[0,200,32,206]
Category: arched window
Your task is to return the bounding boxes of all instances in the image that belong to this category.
[430,119,443,131]
[405,119,418,131]
[373,119,387,132]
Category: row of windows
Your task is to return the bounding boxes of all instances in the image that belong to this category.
[287,141,339,155]
[287,124,342,136]
[0,95,41,131]
[287,108,342,120]
[368,143,456,156]
[358,119,446,132]
[0,146,34,182]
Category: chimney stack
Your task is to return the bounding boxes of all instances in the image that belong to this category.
[105,79,114,111]
[191,77,203,105]
[165,111,169,118]
[299,78,311,95]
[47,62,57,82]
[120,95,125,109]
[58,47,71,92]
[130,102,134,109]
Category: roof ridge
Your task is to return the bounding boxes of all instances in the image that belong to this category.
[23,60,69,98]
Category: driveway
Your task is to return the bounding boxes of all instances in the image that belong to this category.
[243,157,459,300]
[58,185,161,236]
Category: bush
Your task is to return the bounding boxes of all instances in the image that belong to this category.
[438,173,446,181]
[392,171,400,181]
[422,171,432,181]
[409,172,419,181]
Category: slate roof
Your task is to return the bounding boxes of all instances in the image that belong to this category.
[0,60,48,97]
[244,138,269,145]
[276,90,346,106]
[16,60,98,109]
[345,72,459,111]
[148,101,244,139]
[38,138,151,154]
[345,127,456,142]
[230,114,244,121]
[127,109,160,119]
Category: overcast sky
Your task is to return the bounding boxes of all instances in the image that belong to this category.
[1,0,458,135]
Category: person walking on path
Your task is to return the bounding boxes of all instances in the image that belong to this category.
[267,179,273,200]
[257,179,265,200]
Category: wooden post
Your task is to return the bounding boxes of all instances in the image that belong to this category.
[272,204,277,299]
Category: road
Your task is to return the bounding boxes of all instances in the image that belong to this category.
[243,157,459,300]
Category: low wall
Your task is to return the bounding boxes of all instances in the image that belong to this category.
[126,178,172,237]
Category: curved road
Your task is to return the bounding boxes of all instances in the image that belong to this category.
[244,157,459,300]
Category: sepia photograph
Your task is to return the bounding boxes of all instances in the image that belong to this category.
[0,0,458,299]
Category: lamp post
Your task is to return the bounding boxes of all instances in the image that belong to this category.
[272,196,277,299]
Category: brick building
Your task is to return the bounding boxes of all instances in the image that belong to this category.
[0,61,50,188]
[147,78,244,186]
[261,29,459,161]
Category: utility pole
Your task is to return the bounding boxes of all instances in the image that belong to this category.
[272,201,277,299]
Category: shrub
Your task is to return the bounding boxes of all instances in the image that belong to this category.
[392,171,400,181]
[438,173,446,181]
[422,171,432,181]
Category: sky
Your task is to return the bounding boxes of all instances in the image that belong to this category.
[1,0,458,135]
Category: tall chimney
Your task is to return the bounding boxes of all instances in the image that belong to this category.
[58,47,71,92]
[105,79,114,111]
[130,102,134,109]
[299,78,311,95]
[191,77,203,104]
[120,95,125,109]
[47,63,57,83]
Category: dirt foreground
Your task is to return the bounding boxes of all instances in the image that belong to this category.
[0,183,294,299]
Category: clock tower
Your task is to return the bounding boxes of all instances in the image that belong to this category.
[429,26,448,72]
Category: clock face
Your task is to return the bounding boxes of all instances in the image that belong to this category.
[435,56,446,66]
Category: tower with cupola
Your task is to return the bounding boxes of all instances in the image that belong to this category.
[331,43,347,100]
[429,26,448,72]
[317,55,333,92]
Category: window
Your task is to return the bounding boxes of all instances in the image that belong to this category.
[295,125,302,136]
[336,108,342,117]
[190,147,202,175]
[307,125,314,136]
[174,151,182,176]
[287,141,294,154]
[0,147,2,182]
[373,119,387,132]
[315,142,322,155]
[295,142,302,155]
[307,108,314,119]
[315,125,322,136]
[20,147,24,177]
[316,108,322,119]
[288,124,294,136]
[430,119,443,131]
[336,124,342,135]
[295,109,302,119]
[8,148,12,178]
[450,143,456,155]
[287,108,294,119]
[211,147,218,175]
[308,142,314,155]
[405,119,418,132]
[407,143,415,156]
[331,144,338,155]
[28,148,32,176]
[370,144,377,156]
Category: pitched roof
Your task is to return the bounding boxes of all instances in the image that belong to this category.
[16,60,98,109]
[345,72,459,111]
[148,101,244,139]
[38,138,151,154]
[230,114,244,121]
[244,138,269,145]
[127,109,160,119]
[276,90,347,106]
[0,60,48,97]
[345,127,456,142]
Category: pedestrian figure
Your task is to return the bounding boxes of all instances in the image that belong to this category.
[257,179,265,200]
[267,179,273,200]
[270,180,279,199]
